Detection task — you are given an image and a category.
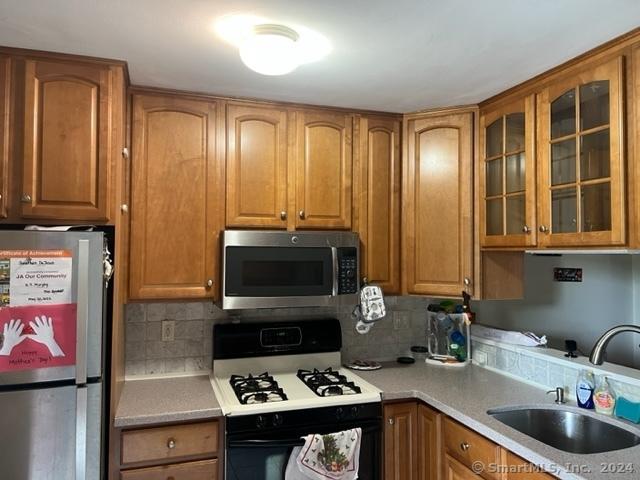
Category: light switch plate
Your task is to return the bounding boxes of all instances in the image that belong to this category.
[475,350,488,365]
[162,320,175,342]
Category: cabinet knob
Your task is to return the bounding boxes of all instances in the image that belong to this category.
[21,193,31,203]
[280,210,287,221]
[298,210,305,219]
[539,225,549,233]
[460,441,470,452]
[121,204,129,214]
[463,277,471,286]
[167,438,176,449]
[387,418,394,425]
[206,279,213,288]
[522,225,531,234]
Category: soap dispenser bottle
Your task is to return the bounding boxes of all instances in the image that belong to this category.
[576,369,595,409]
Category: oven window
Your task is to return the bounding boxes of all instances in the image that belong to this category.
[225,247,333,297]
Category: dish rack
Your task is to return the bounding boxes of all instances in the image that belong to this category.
[426,312,471,366]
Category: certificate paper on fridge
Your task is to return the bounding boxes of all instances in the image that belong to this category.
[0,249,73,306]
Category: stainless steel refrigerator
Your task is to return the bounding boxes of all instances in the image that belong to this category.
[0,230,110,480]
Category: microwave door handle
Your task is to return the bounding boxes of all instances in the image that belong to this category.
[331,247,338,296]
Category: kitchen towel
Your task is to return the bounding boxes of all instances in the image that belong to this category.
[284,428,361,480]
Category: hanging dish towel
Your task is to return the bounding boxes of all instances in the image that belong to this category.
[284,428,362,480]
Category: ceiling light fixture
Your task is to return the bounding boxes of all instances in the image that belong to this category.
[214,14,331,76]
[239,24,300,76]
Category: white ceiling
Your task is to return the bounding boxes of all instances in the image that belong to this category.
[0,0,639,112]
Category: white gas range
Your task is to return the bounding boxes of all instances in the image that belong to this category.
[211,351,381,416]
[211,318,383,480]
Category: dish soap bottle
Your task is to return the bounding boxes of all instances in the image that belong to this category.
[594,376,616,415]
[576,370,595,409]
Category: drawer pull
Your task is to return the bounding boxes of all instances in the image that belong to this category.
[167,438,176,449]
[388,418,394,425]
[460,441,470,452]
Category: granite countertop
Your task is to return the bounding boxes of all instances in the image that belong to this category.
[114,375,222,428]
[114,364,640,479]
[357,362,640,480]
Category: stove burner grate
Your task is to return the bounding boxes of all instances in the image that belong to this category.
[230,372,288,404]
[297,368,362,397]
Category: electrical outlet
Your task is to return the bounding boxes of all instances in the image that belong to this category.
[393,312,409,331]
[162,320,175,342]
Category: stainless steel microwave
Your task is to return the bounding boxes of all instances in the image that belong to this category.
[221,230,360,310]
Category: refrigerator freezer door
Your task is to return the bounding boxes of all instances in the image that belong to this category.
[0,231,104,386]
[0,382,103,480]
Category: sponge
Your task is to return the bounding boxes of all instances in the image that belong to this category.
[615,397,640,423]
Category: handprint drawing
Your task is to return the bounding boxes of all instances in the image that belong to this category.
[26,316,65,357]
[0,316,65,357]
[0,319,26,356]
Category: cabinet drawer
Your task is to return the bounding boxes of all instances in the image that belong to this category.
[121,421,219,465]
[444,418,501,480]
[506,452,555,479]
[120,459,218,480]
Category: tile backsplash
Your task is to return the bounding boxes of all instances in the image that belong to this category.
[124,296,433,377]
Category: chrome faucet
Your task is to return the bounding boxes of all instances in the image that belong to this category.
[589,325,640,365]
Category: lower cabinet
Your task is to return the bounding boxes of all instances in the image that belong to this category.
[384,402,556,480]
[384,402,441,480]
[118,420,222,480]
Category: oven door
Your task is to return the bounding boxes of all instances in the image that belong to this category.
[223,245,337,309]
[226,421,381,480]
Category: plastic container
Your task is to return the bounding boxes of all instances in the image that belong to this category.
[593,376,616,415]
[615,397,640,423]
[576,369,595,409]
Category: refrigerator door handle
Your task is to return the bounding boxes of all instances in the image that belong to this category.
[76,240,89,385]
[75,386,88,480]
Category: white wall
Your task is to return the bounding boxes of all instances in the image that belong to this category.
[474,254,640,368]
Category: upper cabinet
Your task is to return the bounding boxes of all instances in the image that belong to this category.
[403,111,474,297]
[480,95,536,248]
[21,58,122,221]
[129,93,224,300]
[357,115,401,293]
[0,55,9,219]
[295,109,353,229]
[226,103,289,228]
[536,56,625,247]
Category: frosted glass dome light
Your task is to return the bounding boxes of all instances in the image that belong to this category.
[239,24,300,76]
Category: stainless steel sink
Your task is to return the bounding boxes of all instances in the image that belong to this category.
[487,406,640,454]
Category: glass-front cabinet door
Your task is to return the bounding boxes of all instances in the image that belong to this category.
[537,56,624,247]
[480,95,536,247]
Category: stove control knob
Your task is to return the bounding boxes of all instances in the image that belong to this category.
[335,407,345,420]
[350,406,360,418]
[256,415,267,429]
[272,413,284,427]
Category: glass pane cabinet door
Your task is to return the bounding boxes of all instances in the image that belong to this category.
[537,56,624,246]
[480,95,535,247]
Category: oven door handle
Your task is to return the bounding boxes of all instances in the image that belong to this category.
[228,438,306,448]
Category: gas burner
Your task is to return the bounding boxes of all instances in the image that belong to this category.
[297,368,362,397]
[230,373,288,404]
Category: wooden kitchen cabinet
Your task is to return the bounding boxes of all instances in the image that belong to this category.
[0,55,9,219]
[226,102,289,228]
[479,95,536,248]
[443,417,502,480]
[384,402,418,480]
[295,109,353,229]
[21,57,122,221]
[119,420,222,480]
[536,56,625,247]
[357,114,401,293]
[129,92,224,300]
[403,110,474,297]
[444,454,482,480]
[417,403,442,480]
[505,451,555,480]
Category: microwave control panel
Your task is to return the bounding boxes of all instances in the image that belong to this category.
[337,247,358,294]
